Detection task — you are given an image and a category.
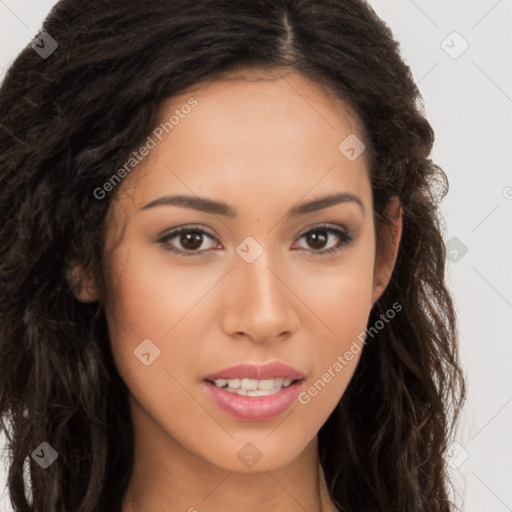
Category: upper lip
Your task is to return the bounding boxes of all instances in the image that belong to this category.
[203,362,305,382]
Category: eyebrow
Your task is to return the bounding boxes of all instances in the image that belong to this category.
[140,192,364,217]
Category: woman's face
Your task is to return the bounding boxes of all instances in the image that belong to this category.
[94,68,397,473]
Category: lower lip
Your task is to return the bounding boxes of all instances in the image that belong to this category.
[203,380,304,421]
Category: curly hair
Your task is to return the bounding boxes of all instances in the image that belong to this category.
[0,0,466,511]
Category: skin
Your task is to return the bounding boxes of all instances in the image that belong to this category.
[73,67,402,512]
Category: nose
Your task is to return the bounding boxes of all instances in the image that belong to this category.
[220,249,299,344]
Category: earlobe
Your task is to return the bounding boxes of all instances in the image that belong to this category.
[372,197,403,305]
[66,263,99,303]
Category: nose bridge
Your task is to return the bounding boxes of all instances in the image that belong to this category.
[222,235,296,341]
[236,237,286,310]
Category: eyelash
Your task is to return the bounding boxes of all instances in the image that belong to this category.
[157,223,354,258]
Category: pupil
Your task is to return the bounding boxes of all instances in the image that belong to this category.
[181,232,202,250]
[308,230,327,249]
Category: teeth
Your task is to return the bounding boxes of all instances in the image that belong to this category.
[245,389,278,397]
[258,378,282,390]
[240,378,259,390]
[212,377,297,396]
[227,378,240,388]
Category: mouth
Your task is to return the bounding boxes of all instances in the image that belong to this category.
[204,377,304,397]
[201,361,306,420]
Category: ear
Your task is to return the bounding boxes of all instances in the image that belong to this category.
[66,263,99,303]
[371,196,402,305]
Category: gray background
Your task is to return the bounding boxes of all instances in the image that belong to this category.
[1,1,511,511]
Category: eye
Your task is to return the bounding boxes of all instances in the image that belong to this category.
[293,224,354,256]
[157,225,219,257]
[157,223,354,257]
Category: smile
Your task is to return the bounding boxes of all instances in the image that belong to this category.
[209,377,298,396]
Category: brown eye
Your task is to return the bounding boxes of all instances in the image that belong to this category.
[295,225,354,256]
[179,231,204,251]
[304,230,329,250]
[157,223,354,258]
[158,226,218,256]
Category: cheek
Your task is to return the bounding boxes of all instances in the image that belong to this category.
[105,243,210,341]
[103,243,229,413]
[102,248,212,439]
[301,230,375,338]
[294,237,375,411]
[294,279,370,428]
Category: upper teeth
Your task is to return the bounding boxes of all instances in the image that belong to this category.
[213,378,293,391]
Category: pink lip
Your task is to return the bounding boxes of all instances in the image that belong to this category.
[202,362,306,421]
[202,362,305,381]
[203,379,305,421]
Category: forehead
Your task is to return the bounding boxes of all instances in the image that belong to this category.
[167,67,364,147]
[116,68,371,214]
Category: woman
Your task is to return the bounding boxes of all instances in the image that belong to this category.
[0,1,466,511]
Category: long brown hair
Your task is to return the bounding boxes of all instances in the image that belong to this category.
[0,1,465,510]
